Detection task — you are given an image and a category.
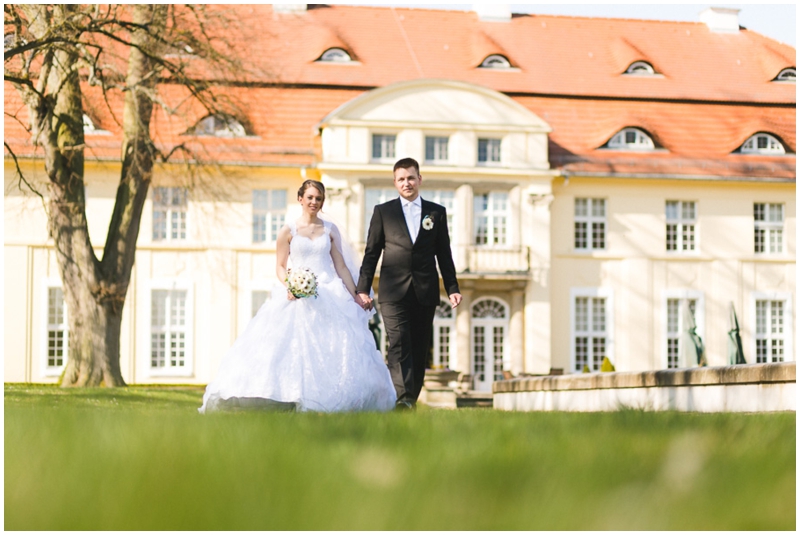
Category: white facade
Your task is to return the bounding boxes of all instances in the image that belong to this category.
[4,80,796,388]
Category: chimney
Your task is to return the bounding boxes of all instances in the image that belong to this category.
[474,4,511,22]
[273,4,307,13]
[699,7,741,33]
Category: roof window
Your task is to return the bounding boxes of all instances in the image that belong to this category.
[187,114,248,137]
[624,61,656,75]
[738,133,786,155]
[318,48,352,63]
[479,54,511,69]
[82,114,109,135]
[605,128,655,150]
[774,68,796,82]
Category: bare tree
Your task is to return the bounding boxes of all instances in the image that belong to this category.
[4,4,251,386]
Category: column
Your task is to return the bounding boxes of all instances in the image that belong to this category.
[455,183,473,271]
[510,289,524,375]
[455,287,473,375]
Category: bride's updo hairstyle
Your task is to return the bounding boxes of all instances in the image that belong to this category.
[297,179,326,207]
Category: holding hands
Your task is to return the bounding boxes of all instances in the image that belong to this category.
[356,292,373,311]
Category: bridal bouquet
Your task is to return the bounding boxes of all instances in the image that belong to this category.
[286,268,318,299]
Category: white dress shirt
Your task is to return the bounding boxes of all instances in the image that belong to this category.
[400,196,422,244]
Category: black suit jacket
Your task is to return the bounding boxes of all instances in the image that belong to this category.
[358,197,460,306]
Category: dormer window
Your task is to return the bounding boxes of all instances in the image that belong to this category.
[605,128,655,150]
[165,41,196,58]
[479,54,511,69]
[318,48,352,63]
[82,114,109,135]
[774,68,796,82]
[187,114,248,137]
[624,61,655,75]
[83,114,98,132]
[739,133,786,155]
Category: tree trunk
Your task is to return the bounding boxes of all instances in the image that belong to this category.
[56,4,166,387]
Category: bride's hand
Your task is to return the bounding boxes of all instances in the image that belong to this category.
[286,289,298,301]
[352,293,367,309]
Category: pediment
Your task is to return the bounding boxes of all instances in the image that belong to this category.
[318,79,551,132]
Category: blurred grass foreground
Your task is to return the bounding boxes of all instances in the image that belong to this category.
[4,384,795,530]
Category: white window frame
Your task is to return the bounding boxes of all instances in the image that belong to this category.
[666,200,697,253]
[144,279,194,378]
[82,113,110,135]
[252,189,287,244]
[364,187,397,241]
[433,298,457,370]
[473,191,509,247]
[152,187,188,242]
[740,133,786,155]
[606,128,655,150]
[754,203,784,254]
[240,279,275,335]
[471,297,511,390]
[425,135,450,164]
[371,133,397,162]
[661,290,705,369]
[318,47,352,62]
[751,292,794,364]
[574,198,606,251]
[190,114,247,138]
[774,68,796,82]
[477,138,502,166]
[425,189,457,245]
[570,287,615,374]
[624,61,656,75]
[41,278,69,377]
[480,54,511,69]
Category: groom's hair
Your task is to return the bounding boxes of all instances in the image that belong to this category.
[393,157,419,175]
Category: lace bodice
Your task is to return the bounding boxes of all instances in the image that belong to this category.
[289,220,337,281]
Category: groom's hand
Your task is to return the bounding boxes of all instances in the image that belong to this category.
[449,293,462,308]
[357,292,374,311]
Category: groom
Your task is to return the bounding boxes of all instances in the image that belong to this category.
[357,157,462,410]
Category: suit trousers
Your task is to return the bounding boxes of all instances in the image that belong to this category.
[379,285,436,404]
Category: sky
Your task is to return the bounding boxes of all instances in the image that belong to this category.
[346,3,796,47]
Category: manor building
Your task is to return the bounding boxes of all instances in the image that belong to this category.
[4,5,795,389]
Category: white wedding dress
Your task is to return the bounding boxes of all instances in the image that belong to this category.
[199,220,397,413]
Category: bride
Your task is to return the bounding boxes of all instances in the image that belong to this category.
[199,180,397,413]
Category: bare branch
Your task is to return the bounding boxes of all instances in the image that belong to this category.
[4,142,45,203]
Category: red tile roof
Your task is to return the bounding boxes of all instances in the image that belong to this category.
[4,4,795,180]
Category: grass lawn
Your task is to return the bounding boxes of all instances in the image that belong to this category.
[4,384,795,530]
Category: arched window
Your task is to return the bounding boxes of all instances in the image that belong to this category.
[433,299,456,370]
[774,68,796,82]
[82,114,108,135]
[83,114,99,133]
[318,47,352,62]
[624,61,655,75]
[739,133,786,155]
[605,127,655,150]
[471,298,509,391]
[188,114,247,137]
[479,54,511,69]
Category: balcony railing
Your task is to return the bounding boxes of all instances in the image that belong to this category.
[354,245,530,275]
[465,245,530,273]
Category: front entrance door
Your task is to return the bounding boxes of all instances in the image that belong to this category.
[471,298,509,392]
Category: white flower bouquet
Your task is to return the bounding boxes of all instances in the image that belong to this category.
[286,268,319,299]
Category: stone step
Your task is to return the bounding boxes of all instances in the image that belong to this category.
[421,386,493,409]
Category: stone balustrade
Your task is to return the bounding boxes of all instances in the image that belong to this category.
[493,362,795,413]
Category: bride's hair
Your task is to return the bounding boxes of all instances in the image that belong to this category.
[297,180,326,204]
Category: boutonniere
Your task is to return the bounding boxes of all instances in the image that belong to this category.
[421,215,434,231]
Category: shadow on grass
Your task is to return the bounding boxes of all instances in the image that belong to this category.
[4,384,204,410]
